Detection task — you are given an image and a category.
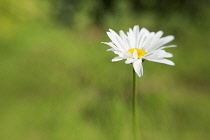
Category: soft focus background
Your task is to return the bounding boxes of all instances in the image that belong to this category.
[0,0,210,140]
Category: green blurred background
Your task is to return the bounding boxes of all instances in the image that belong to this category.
[0,0,210,140]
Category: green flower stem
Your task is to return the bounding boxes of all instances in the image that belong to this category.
[133,68,139,140]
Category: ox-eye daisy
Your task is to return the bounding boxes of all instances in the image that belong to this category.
[102,25,176,77]
[101,25,176,140]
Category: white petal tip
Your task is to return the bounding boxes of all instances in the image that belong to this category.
[169,35,175,40]
[133,59,143,77]
[137,74,143,77]
[101,42,108,44]
[112,57,123,62]
[136,71,143,77]
[167,61,175,66]
[108,29,115,33]
[106,48,114,51]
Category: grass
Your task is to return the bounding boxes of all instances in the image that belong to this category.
[0,22,210,140]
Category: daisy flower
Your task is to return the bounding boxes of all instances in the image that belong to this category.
[102,25,176,77]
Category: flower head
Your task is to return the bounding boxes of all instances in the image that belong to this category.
[102,25,176,77]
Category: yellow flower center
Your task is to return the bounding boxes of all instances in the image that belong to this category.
[128,48,146,58]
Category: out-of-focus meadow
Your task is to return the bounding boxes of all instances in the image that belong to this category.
[0,0,210,140]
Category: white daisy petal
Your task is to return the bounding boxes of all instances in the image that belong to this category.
[133,25,140,47]
[112,56,123,62]
[151,31,164,44]
[106,48,115,51]
[127,28,135,49]
[164,52,173,58]
[133,59,143,77]
[113,51,125,58]
[125,58,135,64]
[144,49,173,59]
[159,45,177,50]
[133,25,139,32]
[119,30,130,49]
[147,59,175,66]
[119,30,127,38]
[102,42,118,50]
[138,28,150,49]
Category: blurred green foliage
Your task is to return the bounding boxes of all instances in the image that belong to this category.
[0,0,210,140]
